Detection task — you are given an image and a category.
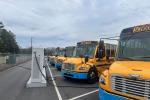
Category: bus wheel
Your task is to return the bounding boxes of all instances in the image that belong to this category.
[87,68,98,84]
[64,76,71,80]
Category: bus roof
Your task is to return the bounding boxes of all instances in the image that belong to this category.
[121,24,150,36]
[65,46,76,49]
[77,41,98,46]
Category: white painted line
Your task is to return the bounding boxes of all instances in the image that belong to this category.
[69,89,98,100]
[53,75,62,77]
[50,68,57,70]
[46,62,62,100]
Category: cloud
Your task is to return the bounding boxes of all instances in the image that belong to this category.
[0,0,150,47]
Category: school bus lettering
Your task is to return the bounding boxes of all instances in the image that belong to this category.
[133,24,150,33]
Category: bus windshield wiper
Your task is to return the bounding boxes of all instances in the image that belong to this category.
[135,56,150,58]
[118,57,134,61]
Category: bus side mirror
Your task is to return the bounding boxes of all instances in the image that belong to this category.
[84,55,89,63]
[98,49,104,59]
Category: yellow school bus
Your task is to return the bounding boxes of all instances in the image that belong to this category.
[48,48,58,66]
[55,48,66,70]
[55,46,76,70]
[61,41,116,83]
[99,24,150,100]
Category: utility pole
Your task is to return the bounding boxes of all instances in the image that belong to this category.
[0,22,4,29]
[31,37,32,48]
[31,37,33,54]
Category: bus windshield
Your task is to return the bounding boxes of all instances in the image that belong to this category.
[66,48,75,57]
[75,45,96,58]
[58,50,65,56]
[117,32,150,61]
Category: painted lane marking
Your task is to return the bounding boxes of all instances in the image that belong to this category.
[47,62,62,100]
[53,75,62,77]
[69,89,98,100]
[50,68,57,70]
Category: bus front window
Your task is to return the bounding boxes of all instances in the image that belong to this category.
[75,45,96,58]
[66,48,75,57]
[59,51,65,56]
[75,46,85,57]
[118,32,150,61]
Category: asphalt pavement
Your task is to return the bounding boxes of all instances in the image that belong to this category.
[0,61,99,100]
[48,64,99,100]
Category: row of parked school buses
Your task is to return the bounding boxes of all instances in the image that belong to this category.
[48,24,150,100]
[49,41,117,83]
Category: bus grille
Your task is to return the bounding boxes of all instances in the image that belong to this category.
[111,75,150,99]
[63,63,75,71]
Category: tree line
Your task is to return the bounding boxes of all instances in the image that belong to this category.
[0,22,19,54]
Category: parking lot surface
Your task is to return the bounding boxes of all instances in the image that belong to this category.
[0,61,99,100]
[47,64,99,100]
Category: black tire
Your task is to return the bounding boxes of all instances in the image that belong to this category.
[64,76,71,80]
[87,68,98,84]
[57,68,61,71]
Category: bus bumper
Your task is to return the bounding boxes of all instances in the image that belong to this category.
[99,88,127,100]
[62,71,88,79]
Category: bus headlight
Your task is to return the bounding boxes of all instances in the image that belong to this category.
[99,75,106,85]
[79,67,88,70]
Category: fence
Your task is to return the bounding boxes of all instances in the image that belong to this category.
[0,53,31,64]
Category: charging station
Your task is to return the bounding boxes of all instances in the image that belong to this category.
[26,48,47,88]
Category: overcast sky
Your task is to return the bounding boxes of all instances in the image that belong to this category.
[0,0,150,48]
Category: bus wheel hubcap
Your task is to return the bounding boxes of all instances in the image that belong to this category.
[90,72,95,79]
